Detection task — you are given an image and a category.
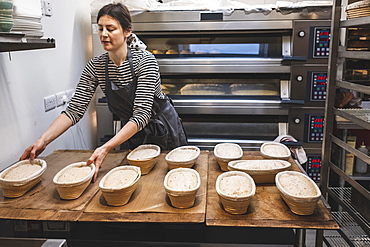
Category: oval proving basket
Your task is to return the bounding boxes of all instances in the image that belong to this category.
[0,159,47,198]
[260,142,291,160]
[216,171,256,215]
[99,165,141,206]
[228,159,291,184]
[127,144,161,175]
[164,168,201,208]
[53,162,95,200]
[165,146,200,170]
[214,143,243,171]
[275,171,321,215]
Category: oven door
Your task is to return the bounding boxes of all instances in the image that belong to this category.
[136,29,292,74]
[161,73,300,150]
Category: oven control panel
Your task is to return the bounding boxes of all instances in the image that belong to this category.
[306,114,325,142]
[306,155,322,182]
[312,27,331,58]
[309,71,327,101]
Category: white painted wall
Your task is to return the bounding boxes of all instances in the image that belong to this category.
[0,0,96,170]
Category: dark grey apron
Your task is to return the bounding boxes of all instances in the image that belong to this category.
[104,48,187,150]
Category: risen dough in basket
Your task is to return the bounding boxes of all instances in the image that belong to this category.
[215,144,242,158]
[279,173,317,196]
[233,160,285,170]
[263,145,290,156]
[129,148,159,160]
[104,169,138,188]
[219,175,252,196]
[57,167,91,182]
[3,164,41,180]
[168,149,198,161]
[167,170,198,190]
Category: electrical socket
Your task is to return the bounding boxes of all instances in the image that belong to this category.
[43,1,52,16]
[55,92,67,107]
[44,95,57,112]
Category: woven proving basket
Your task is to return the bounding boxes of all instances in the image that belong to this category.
[165,146,200,170]
[214,143,243,171]
[346,0,370,19]
[216,171,256,215]
[53,162,95,200]
[99,166,141,206]
[260,142,291,160]
[127,144,161,175]
[275,171,321,215]
[0,159,47,198]
[164,168,201,208]
[228,159,291,184]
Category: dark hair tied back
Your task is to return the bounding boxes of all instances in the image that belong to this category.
[97,3,132,31]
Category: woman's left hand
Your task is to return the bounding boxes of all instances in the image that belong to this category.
[87,146,110,182]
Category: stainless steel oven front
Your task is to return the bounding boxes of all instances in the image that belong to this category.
[126,8,331,152]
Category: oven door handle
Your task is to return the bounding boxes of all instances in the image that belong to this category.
[281,56,307,65]
[281,99,305,105]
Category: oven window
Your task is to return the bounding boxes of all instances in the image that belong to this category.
[185,43,261,56]
[139,32,283,58]
[161,76,281,98]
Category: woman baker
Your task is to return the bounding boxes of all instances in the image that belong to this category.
[20,3,188,181]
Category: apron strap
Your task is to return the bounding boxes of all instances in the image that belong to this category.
[127,48,137,83]
[105,47,137,91]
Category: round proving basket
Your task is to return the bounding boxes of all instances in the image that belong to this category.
[228,159,291,184]
[0,159,47,198]
[127,144,161,175]
[275,171,321,215]
[165,146,200,170]
[99,165,141,206]
[260,142,291,160]
[53,162,95,200]
[164,168,201,209]
[216,171,256,215]
[213,143,243,171]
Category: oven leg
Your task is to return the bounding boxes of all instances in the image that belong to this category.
[315,229,324,247]
[295,228,306,247]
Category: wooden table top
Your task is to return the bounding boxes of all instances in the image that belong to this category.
[79,151,208,223]
[0,150,128,221]
[206,153,339,230]
[0,149,339,230]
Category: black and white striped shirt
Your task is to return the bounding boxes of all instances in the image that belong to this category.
[63,49,166,131]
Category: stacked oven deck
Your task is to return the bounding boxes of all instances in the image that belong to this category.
[130,9,331,181]
[93,8,331,181]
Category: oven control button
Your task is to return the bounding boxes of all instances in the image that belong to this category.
[298,30,306,37]
[294,118,301,124]
[296,75,303,82]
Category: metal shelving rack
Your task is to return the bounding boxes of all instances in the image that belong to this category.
[321,0,370,245]
[0,41,55,52]
[0,33,55,52]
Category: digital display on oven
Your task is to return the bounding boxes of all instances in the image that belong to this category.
[310,72,327,101]
[313,27,330,58]
[306,155,321,182]
[307,114,324,142]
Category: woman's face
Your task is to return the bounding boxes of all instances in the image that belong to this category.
[98,15,131,52]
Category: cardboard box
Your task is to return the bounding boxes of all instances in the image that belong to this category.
[345,135,357,175]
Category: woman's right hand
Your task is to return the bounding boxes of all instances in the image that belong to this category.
[19,138,47,160]
[19,114,73,161]
[87,145,111,183]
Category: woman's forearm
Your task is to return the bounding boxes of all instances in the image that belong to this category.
[20,114,73,160]
[40,114,73,145]
[101,121,138,151]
